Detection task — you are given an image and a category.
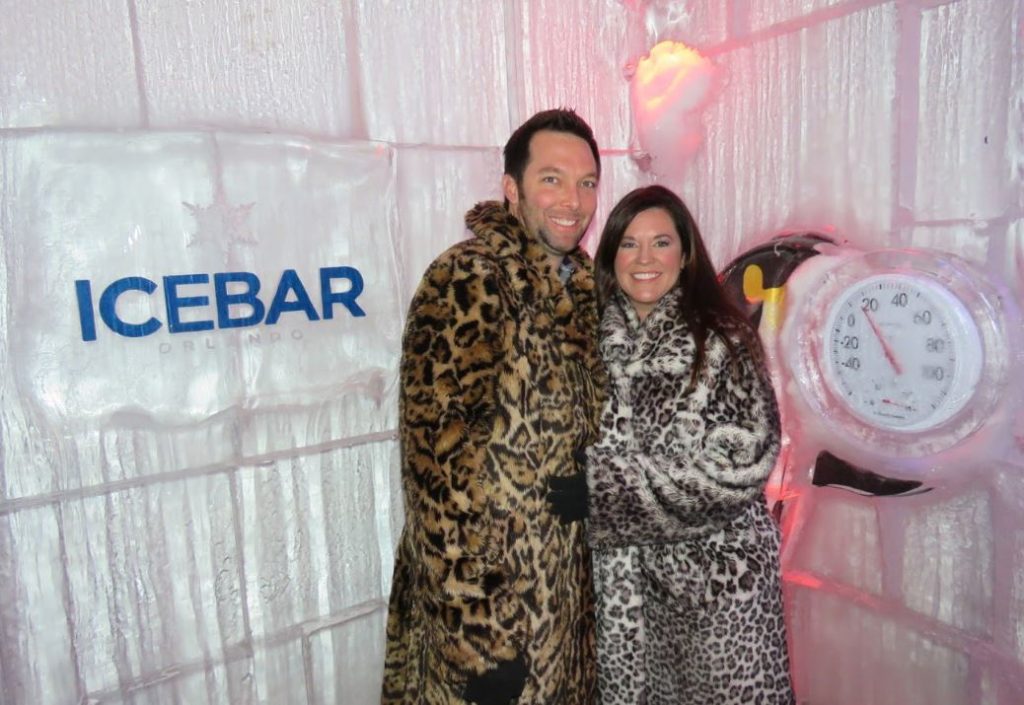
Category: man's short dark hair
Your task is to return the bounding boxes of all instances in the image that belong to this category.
[503,108,601,187]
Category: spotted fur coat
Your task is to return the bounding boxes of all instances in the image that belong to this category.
[381,201,606,705]
[582,291,794,705]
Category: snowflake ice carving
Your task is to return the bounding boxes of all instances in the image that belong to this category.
[182,190,257,248]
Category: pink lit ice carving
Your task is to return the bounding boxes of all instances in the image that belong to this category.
[630,40,718,177]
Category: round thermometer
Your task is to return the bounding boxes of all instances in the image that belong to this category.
[787,249,1012,457]
[823,274,982,432]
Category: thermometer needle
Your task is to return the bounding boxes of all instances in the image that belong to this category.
[862,306,903,375]
[882,398,913,411]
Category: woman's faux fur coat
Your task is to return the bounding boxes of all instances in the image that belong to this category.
[381,201,606,705]
[583,290,794,705]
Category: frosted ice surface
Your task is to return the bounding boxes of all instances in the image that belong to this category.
[0,0,139,128]
[218,134,402,457]
[631,0,729,49]
[914,0,1017,221]
[1,132,402,480]
[92,661,256,705]
[981,669,998,705]
[375,445,404,598]
[136,2,359,136]
[686,5,897,261]
[4,132,221,426]
[57,476,245,696]
[978,667,1024,705]
[394,146,503,308]
[309,610,387,705]
[901,490,993,636]
[356,1,510,145]
[748,0,850,32]
[788,587,971,705]
[1004,219,1024,299]
[794,4,897,247]
[1013,527,1024,671]
[0,417,242,501]
[0,508,77,705]
[898,223,991,266]
[518,0,635,149]
[788,491,883,594]
[250,639,307,705]
[1013,13,1024,215]
[239,444,392,642]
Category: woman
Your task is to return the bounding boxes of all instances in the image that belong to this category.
[581,185,794,704]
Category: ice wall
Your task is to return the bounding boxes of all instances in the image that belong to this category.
[1,1,1022,704]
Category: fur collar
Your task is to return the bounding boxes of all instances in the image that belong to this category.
[601,288,730,381]
[464,200,602,366]
[601,288,687,365]
[464,201,596,300]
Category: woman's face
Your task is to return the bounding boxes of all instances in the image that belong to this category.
[613,207,684,321]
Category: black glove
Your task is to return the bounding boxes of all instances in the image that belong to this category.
[547,470,589,524]
[463,656,528,705]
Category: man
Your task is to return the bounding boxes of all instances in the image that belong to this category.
[381,109,606,705]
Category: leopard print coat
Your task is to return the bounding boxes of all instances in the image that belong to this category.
[381,201,605,705]
[583,290,794,705]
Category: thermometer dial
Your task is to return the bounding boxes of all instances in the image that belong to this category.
[784,249,1013,458]
[823,274,982,432]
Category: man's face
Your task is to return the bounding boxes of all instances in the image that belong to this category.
[503,130,599,265]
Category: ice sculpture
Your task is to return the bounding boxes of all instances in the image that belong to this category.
[2,131,403,471]
[722,233,1024,704]
[630,40,718,177]
[0,131,407,705]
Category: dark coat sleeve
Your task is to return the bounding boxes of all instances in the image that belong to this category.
[398,253,526,679]
[584,338,781,548]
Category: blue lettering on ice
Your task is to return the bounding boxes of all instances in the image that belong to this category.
[266,269,319,325]
[320,266,365,319]
[165,274,214,333]
[74,266,365,342]
[214,272,264,328]
[100,277,162,337]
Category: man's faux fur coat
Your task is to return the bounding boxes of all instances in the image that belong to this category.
[381,201,605,705]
